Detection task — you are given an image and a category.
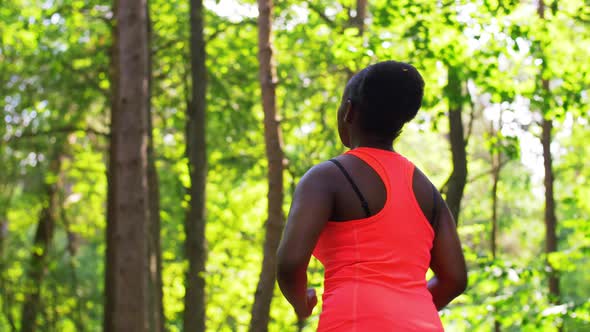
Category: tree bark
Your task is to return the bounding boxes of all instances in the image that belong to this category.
[183,0,208,330]
[0,201,16,332]
[490,121,501,260]
[491,156,499,259]
[537,0,560,304]
[445,67,467,224]
[0,203,5,261]
[249,0,285,330]
[146,2,165,332]
[542,117,559,300]
[345,0,367,82]
[489,125,501,332]
[62,212,86,332]
[353,0,367,35]
[20,156,62,332]
[104,13,118,330]
[104,0,151,330]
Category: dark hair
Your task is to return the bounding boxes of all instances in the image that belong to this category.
[347,61,424,140]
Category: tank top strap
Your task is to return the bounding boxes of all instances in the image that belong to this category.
[345,147,419,209]
[345,148,393,194]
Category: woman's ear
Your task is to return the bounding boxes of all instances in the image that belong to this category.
[343,99,355,124]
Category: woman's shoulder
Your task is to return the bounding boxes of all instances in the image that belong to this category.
[297,160,341,192]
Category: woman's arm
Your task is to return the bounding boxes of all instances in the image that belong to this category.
[413,167,467,310]
[276,164,333,320]
[427,199,468,310]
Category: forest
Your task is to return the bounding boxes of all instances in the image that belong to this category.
[1,0,589,331]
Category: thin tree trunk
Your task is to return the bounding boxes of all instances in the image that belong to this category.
[542,117,559,300]
[249,0,285,330]
[146,2,165,331]
[0,188,15,332]
[47,280,59,332]
[104,0,151,330]
[0,204,5,261]
[354,0,367,35]
[0,213,16,332]
[489,120,501,260]
[491,154,500,258]
[491,162,499,259]
[0,195,7,274]
[20,156,62,332]
[345,0,367,82]
[63,218,85,332]
[58,166,86,332]
[537,0,560,304]
[490,131,501,332]
[445,67,467,223]
[183,0,207,330]
[104,2,119,329]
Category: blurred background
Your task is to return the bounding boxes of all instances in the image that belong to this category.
[0,0,589,331]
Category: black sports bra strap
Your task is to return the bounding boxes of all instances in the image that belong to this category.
[329,159,371,218]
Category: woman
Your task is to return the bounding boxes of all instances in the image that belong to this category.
[277,61,467,331]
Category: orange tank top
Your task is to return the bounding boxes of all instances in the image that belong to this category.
[313,147,443,331]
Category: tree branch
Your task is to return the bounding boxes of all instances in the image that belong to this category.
[3,126,109,144]
[464,88,476,147]
[57,56,110,97]
[439,175,450,196]
[151,19,257,57]
[207,19,257,42]
[151,38,185,57]
[304,1,337,28]
[468,158,511,184]
[440,157,510,196]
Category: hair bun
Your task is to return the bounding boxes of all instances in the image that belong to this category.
[350,61,425,139]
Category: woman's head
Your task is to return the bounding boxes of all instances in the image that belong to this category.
[337,61,425,148]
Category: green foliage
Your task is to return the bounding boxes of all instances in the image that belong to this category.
[0,0,589,331]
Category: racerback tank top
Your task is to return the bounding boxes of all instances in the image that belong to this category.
[312,147,443,331]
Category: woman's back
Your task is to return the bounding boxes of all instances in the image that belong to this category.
[313,147,443,331]
[276,61,466,331]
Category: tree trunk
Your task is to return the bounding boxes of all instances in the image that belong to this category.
[490,137,500,260]
[63,217,86,332]
[57,167,86,332]
[0,186,14,331]
[0,206,4,262]
[0,206,16,332]
[104,34,117,332]
[491,165,499,259]
[345,0,367,82]
[183,0,208,330]
[445,67,467,223]
[20,156,62,332]
[249,0,285,330]
[490,129,501,332]
[542,117,559,300]
[537,0,560,304]
[104,0,151,330]
[353,0,367,35]
[146,2,165,332]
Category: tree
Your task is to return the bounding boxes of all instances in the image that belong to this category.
[183,0,208,330]
[0,114,17,332]
[537,0,559,304]
[1,0,590,331]
[20,154,62,332]
[146,2,165,331]
[487,114,511,332]
[104,0,151,330]
[352,0,367,35]
[249,0,285,330]
[444,68,468,223]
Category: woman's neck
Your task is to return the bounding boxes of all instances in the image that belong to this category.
[350,136,394,151]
